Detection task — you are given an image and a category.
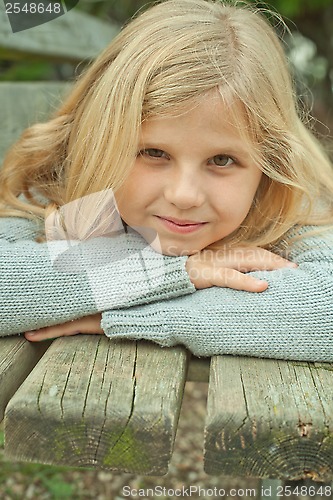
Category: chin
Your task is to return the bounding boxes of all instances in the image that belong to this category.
[131,227,203,256]
[158,244,201,257]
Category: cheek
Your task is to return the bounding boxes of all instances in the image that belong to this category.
[238,171,262,210]
[215,186,254,212]
[115,172,154,221]
[115,169,139,203]
[213,176,260,222]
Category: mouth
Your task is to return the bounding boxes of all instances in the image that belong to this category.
[156,216,207,234]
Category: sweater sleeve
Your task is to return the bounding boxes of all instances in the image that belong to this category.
[101,226,333,362]
[0,217,195,336]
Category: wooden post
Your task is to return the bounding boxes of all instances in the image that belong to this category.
[0,82,71,163]
[4,336,188,474]
[204,356,333,480]
[0,7,118,62]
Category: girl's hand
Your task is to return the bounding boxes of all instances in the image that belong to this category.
[186,246,297,292]
[24,313,103,342]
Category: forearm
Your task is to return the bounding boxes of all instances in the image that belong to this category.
[101,263,333,361]
[101,227,333,362]
[0,226,195,336]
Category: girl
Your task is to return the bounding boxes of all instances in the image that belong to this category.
[0,0,332,361]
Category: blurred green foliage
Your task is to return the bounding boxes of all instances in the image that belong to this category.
[0,61,55,81]
[78,0,333,22]
[0,428,76,499]
[268,0,332,17]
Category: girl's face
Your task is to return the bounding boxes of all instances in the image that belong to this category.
[115,94,262,256]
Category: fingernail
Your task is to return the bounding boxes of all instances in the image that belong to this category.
[254,279,268,287]
[25,331,36,335]
[286,262,298,268]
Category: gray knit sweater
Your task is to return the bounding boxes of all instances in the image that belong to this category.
[1,216,332,361]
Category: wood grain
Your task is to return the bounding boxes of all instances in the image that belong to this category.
[4,336,188,474]
[204,356,333,481]
[0,336,50,421]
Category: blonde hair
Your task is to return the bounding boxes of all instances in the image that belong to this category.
[1,0,332,248]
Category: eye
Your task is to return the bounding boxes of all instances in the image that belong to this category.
[209,155,235,168]
[139,148,168,159]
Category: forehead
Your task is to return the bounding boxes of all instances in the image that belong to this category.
[140,90,254,146]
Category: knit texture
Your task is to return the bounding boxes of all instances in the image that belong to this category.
[2,214,333,362]
[0,216,195,335]
[101,226,333,362]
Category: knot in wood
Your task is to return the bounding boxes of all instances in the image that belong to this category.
[298,422,312,437]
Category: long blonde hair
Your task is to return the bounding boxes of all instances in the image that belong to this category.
[1,0,332,247]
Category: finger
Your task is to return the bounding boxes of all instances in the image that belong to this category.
[213,268,268,293]
[24,325,79,342]
[216,248,297,272]
[242,249,297,271]
[24,330,57,342]
[24,315,103,342]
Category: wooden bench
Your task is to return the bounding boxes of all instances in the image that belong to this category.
[1,4,333,496]
[2,337,333,490]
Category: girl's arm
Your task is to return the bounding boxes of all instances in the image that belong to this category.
[101,226,333,362]
[0,216,195,336]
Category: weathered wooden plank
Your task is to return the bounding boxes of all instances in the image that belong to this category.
[0,336,50,421]
[4,336,188,474]
[0,6,118,62]
[204,356,333,480]
[0,81,70,164]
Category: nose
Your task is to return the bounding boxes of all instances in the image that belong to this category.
[164,166,205,209]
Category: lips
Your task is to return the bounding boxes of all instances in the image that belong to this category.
[156,215,207,234]
[158,216,206,226]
